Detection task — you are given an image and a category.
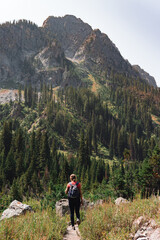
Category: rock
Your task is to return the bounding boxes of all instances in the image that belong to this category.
[56,199,70,217]
[132,217,160,240]
[43,15,92,58]
[56,198,98,217]
[0,200,32,221]
[150,228,160,240]
[82,198,92,210]
[132,216,147,231]
[133,65,157,87]
[115,197,129,205]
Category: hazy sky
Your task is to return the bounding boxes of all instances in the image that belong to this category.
[0,0,160,86]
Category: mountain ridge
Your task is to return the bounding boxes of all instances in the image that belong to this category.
[0,15,157,88]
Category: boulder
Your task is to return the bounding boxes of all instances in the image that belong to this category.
[56,199,70,217]
[0,200,32,221]
[82,198,94,209]
[56,198,96,217]
[132,217,160,240]
[115,197,129,205]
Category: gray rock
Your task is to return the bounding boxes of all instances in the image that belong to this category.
[0,200,32,221]
[56,198,101,217]
[115,197,129,205]
[132,217,160,240]
[132,216,147,231]
[56,199,70,217]
[133,65,157,87]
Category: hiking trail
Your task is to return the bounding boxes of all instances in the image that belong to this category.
[63,224,81,240]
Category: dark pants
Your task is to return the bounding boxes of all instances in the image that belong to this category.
[68,197,80,226]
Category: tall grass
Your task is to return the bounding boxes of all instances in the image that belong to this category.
[0,199,67,240]
[79,196,160,240]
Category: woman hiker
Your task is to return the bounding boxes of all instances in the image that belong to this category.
[65,174,83,230]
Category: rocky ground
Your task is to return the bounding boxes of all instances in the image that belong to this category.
[0,89,19,104]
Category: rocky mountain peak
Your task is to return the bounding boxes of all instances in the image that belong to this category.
[42,15,92,58]
[73,28,135,77]
[0,15,157,88]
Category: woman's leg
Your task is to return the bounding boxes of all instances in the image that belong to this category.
[68,198,74,226]
[75,197,80,220]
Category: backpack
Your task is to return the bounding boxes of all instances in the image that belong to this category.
[68,182,80,198]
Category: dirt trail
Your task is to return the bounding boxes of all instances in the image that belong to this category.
[63,224,81,240]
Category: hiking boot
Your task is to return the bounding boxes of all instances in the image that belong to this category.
[72,226,75,230]
[77,218,80,225]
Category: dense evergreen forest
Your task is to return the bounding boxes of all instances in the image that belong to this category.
[0,75,160,210]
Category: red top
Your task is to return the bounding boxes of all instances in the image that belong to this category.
[67,181,81,189]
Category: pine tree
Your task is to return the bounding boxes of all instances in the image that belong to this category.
[78,130,86,172]
[1,121,12,157]
[11,178,22,201]
[4,148,15,184]
[92,125,97,154]
[39,132,50,175]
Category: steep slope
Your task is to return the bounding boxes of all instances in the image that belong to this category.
[43,15,156,87]
[133,65,157,87]
[0,20,46,87]
[0,20,82,88]
[42,15,92,58]
[0,15,157,88]
[73,29,136,77]
[33,40,81,87]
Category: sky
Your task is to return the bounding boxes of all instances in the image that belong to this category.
[0,0,160,86]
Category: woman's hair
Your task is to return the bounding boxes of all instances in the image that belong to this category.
[70,174,77,182]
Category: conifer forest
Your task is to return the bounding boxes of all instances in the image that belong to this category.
[0,74,160,210]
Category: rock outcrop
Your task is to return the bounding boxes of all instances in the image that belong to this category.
[56,199,70,217]
[132,216,160,240]
[133,65,157,87]
[0,15,157,88]
[0,200,32,221]
[115,197,129,205]
[0,20,46,87]
[73,29,136,78]
[55,198,103,217]
[43,15,92,58]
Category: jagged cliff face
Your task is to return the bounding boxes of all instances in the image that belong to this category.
[0,16,157,88]
[133,65,157,87]
[43,15,92,58]
[0,21,46,86]
[42,16,137,78]
[0,19,82,88]
[73,29,136,77]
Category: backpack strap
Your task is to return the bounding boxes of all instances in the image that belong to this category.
[69,182,79,186]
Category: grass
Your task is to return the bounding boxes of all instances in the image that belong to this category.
[0,199,67,240]
[91,143,118,166]
[79,196,160,240]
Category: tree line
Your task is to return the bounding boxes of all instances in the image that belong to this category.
[0,82,159,202]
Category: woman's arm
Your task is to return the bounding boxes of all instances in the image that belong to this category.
[65,185,69,194]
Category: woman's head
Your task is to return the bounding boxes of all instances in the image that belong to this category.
[70,174,77,182]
